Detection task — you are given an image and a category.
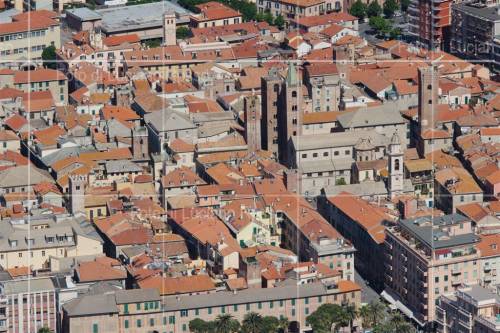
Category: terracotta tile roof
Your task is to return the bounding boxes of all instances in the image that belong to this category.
[14,69,65,84]
[421,129,452,140]
[33,125,66,146]
[486,169,500,185]
[457,203,489,222]
[94,213,153,246]
[292,11,354,26]
[195,1,241,21]
[33,182,62,195]
[162,166,206,188]
[477,234,500,258]
[328,192,390,244]
[101,105,140,122]
[79,147,132,162]
[168,138,195,153]
[435,167,482,194]
[0,130,18,141]
[77,258,126,282]
[338,279,361,293]
[22,90,54,113]
[12,9,58,22]
[103,34,140,47]
[0,16,58,35]
[7,266,31,278]
[0,87,24,100]
[424,149,462,171]
[480,127,500,136]
[139,274,215,296]
[320,24,349,38]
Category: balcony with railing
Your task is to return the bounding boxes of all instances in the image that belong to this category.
[476,315,500,331]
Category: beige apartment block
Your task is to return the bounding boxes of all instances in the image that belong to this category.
[384,214,481,329]
[0,13,61,66]
[63,281,361,333]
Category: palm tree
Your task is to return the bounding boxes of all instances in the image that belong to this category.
[343,305,357,332]
[278,316,289,333]
[388,313,414,333]
[367,300,387,327]
[359,304,372,329]
[242,312,263,333]
[214,314,239,333]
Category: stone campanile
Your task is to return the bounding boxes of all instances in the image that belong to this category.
[418,65,439,134]
[244,94,261,152]
[163,11,176,46]
[69,174,87,214]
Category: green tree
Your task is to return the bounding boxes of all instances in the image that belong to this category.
[385,313,415,332]
[349,0,367,19]
[38,328,53,333]
[343,305,358,332]
[389,27,401,39]
[367,0,382,17]
[335,178,347,185]
[364,300,387,328]
[306,303,346,333]
[176,26,191,40]
[369,16,392,34]
[400,0,410,11]
[277,316,289,333]
[260,316,280,333]
[214,314,240,333]
[274,14,285,29]
[383,0,398,17]
[41,45,57,70]
[189,318,211,333]
[241,312,263,333]
[263,10,274,25]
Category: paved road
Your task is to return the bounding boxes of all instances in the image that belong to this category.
[358,15,409,45]
[354,270,380,305]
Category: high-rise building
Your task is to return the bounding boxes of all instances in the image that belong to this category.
[407,0,452,50]
[418,65,439,134]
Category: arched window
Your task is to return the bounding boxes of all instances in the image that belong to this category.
[273,84,279,92]
[292,91,297,98]
[395,159,400,171]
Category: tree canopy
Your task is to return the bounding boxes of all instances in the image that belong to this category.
[366,0,382,17]
[349,0,367,19]
[41,45,57,70]
[383,0,399,17]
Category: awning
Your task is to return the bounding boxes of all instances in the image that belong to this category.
[381,289,426,327]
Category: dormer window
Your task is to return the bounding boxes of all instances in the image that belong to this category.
[9,240,17,248]
[46,236,54,244]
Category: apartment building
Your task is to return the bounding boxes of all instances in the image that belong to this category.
[0,277,57,333]
[62,281,361,333]
[256,0,326,21]
[451,3,500,73]
[407,0,452,49]
[5,69,68,105]
[322,193,392,292]
[384,214,481,328]
[191,1,242,28]
[434,167,483,214]
[0,214,103,271]
[436,284,500,333]
[0,12,61,67]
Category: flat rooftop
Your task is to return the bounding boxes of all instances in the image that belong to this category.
[399,214,479,250]
[454,3,500,22]
[97,1,192,33]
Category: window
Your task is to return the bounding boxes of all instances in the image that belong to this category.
[280,300,284,307]
[180,310,188,317]
[124,320,129,329]
[269,301,273,308]
[323,152,328,157]
[258,302,262,309]
[318,296,323,303]
[221,306,225,314]
[137,319,142,328]
[183,324,187,331]
[123,304,128,313]
[137,303,141,310]
[305,298,309,305]
[169,316,175,324]
[394,159,400,171]
[233,305,238,311]
[246,304,250,311]
[291,299,295,306]
[292,91,297,98]
[93,324,98,333]
[150,318,154,327]
[195,309,199,316]
[208,308,212,314]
